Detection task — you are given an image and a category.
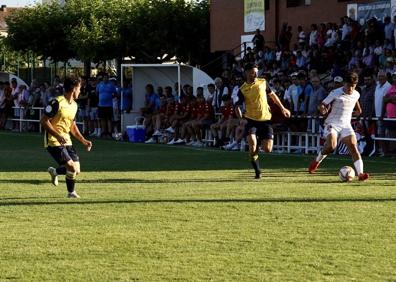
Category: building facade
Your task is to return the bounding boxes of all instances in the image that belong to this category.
[210,0,383,54]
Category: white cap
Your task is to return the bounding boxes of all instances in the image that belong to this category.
[334,76,343,83]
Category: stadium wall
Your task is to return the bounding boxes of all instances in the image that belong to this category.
[210,0,381,54]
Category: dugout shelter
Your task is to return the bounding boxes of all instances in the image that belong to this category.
[120,64,214,131]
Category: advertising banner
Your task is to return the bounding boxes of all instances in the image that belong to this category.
[244,0,265,32]
[353,1,391,25]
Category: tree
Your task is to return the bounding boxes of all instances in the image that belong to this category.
[5,0,210,77]
[6,3,75,62]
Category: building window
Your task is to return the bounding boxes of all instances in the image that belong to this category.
[305,0,311,5]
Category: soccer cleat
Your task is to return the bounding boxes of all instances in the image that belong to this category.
[193,141,204,147]
[47,167,58,186]
[308,160,320,174]
[152,130,163,136]
[224,141,237,150]
[358,172,369,181]
[67,191,80,198]
[167,138,176,145]
[255,171,262,179]
[144,137,156,144]
[174,138,186,145]
[186,140,196,146]
[231,144,241,151]
[165,127,175,134]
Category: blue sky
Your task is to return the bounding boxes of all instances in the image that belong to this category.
[2,0,38,7]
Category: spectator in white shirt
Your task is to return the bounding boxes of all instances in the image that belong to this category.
[374,70,392,155]
[309,24,318,48]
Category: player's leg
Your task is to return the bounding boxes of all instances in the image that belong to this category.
[210,122,220,140]
[247,133,261,179]
[259,122,274,153]
[64,146,81,197]
[46,146,69,186]
[309,124,338,174]
[261,139,273,153]
[342,132,369,181]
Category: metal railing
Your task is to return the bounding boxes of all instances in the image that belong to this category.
[272,115,396,155]
[8,106,84,133]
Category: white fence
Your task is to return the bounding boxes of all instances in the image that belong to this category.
[8,106,84,133]
[5,107,396,156]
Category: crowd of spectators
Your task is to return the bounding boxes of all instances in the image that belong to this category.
[141,15,396,154]
[0,73,133,140]
[1,15,395,155]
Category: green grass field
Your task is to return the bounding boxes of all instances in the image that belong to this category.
[0,131,395,281]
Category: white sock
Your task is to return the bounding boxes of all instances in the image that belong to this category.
[315,152,327,163]
[354,159,363,175]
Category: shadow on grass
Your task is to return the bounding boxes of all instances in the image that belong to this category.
[0,177,347,185]
[1,197,396,207]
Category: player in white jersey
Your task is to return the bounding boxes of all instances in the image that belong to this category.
[308,72,369,181]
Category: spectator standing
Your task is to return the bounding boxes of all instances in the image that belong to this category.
[96,73,117,138]
[121,79,133,113]
[87,78,99,137]
[360,73,375,121]
[383,16,394,48]
[307,76,327,132]
[252,29,265,53]
[374,70,392,156]
[383,72,396,153]
[110,78,121,138]
[309,24,318,48]
[77,77,89,135]
[297,26,306,47]
[284,74,300,114]
[212,77,229,112]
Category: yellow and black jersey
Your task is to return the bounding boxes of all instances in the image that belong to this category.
[236,78,272,121]
[44,96,78,147]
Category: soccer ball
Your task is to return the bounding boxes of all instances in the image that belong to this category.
[338,166,356,182]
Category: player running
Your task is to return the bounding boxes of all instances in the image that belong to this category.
[235,63,291,179]
[41,77,92,198]
[308,71,369,181]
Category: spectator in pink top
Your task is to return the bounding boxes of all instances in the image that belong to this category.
[382,72,396,153]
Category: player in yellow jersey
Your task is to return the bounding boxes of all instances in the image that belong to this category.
[40,77,92,198]
[235,63,291,179]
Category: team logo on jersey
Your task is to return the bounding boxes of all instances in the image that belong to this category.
[45,105,52,114]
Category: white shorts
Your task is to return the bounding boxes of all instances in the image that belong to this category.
[323,123,355,140]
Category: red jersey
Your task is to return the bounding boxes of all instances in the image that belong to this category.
[197,101,214,120]
[220,105,235,120]
[159,103,167,114]
[167,103,176,116]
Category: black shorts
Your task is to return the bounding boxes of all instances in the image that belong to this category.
[98,107,113,119]
[47,146,79,165]
[245,118,274,140]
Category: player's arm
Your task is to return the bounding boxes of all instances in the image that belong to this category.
[318,89,335,115]
[40,99,67,145]
[234,90,244,119]
[352,101,362,117]
[70,121,92,152]
[268,89,291,118]
[318,103,330,115]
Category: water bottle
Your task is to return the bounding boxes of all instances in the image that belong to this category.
[240,139,246,152]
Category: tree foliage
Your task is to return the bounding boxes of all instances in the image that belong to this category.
[5,0,210,67]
